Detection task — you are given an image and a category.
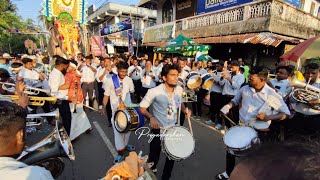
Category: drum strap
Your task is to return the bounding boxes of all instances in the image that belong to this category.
[112,74,122,96]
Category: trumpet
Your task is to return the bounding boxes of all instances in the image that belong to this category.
[27,109,60,119]
[0,95,57,106]
[0,82,51,96]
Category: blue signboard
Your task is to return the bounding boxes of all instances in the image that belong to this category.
[101,18,132,36]
[197,0,254,14]
[284,0,300,8]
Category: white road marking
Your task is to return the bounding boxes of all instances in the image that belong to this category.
[93,121,117,158]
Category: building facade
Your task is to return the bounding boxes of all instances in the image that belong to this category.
[86,2,157,54]
[142,0,320,68]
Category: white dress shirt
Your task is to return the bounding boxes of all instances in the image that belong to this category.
[103,75,135,112]
[295,80,320,115]
[128,65,142,80]
[231,84,290,123]
[80,65,96,83]
[221,72,245,96]
[96,66,106,82]
[0,157,54,180]
[152,66,162,82]
[140,84,183,128]
[18,67,40,80]
[141,69,158,88]
[49,68,68,100]
[210,71,223,93]
[270,79,292,97]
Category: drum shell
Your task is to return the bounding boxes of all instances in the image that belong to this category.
[114,107,145,133]
[186,72,202,89]
[178,77,184,88]
[201,73,214,90]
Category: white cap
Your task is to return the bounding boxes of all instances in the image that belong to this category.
[2,53,12,59]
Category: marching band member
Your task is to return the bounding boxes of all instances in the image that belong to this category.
[141,60,158,97]
[0,101,54,180]
[0,57,10,72]
[48,57,72,135]
[10,62,23,80]
[18,58,45,85]
[219,60,245,127]
[128,58,143,102]
[192,61,207,120]
[269,66,294,98]
[65,60,92,140]
[152,59,162,86]
[78,56,97,110]
[101,61,135,163]
[206,61,224,128]
[178,57,191,82]
[216,66,290,180]
[139,64,191,180]
[100,57,113,127]
[95,58,107,110]
[288,63,320,133]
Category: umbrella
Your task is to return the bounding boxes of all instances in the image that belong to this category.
[196,54,213,61]
[280,35,320,67]
[154,34,211,56]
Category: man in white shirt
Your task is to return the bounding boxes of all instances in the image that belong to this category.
[216,66,290,180]
[288,63,320,134]
[128,58,143,102]
[269,66,293,98]
[95,58,106,109]
[0,101,54,180]
[18,58,45,87]
[178,57,191,83]
[101,61,135,163]
[78,56,97,109]
[139,64,191,180]
[49,57,72,135]
[219,60,245,127]
[141,60,158,97]
[205,61,224,128]
[152,59,162,86]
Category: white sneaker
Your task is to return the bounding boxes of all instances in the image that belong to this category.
[215,124,223,130]
[196,116,201,120]
[205,120,215,125]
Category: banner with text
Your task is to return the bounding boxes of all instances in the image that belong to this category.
[101,18,132,36]
[197,0,254,14]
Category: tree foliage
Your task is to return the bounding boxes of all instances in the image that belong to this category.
[0,0,44,54]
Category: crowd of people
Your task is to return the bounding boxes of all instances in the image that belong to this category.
[0,51,319,180]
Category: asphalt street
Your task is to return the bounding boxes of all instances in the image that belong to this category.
[26,107,227,180]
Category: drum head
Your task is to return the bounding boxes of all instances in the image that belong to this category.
[223,126,257,149]
[163,126,195,159]
[115,111,128,132]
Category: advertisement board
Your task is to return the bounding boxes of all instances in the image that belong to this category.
[101,18,132,36]
[197,0,254,14]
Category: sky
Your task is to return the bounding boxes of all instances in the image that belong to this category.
[13,0,139,25]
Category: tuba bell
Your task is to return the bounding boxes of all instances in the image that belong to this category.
[17,122,75,178]
[290,76,320,111]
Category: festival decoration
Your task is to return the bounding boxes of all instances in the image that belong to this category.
[24,39,37,54]
[42,0,87,24]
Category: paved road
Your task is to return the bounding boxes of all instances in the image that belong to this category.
[27,108,227,180]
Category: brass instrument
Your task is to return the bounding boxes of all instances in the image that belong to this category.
[26,109,59,127]
[0,95,57,106]
[0,82,51,96]
[17,122,75,178]
[290,76,320,111]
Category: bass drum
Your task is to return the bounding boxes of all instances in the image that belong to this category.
[114,105,145,133]
[186,72,202,89]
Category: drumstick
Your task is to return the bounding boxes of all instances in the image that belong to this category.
[186,108,193,136]
[221,113,237,126]
[83,104,99,112]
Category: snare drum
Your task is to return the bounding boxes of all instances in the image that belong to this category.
[161,126,195,161]
[223,126,260,156]
[186,72,202,89]
[201,73,214,90]
[114,106,145,133]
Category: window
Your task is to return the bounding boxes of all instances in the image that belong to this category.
[310,2,315,15]
[162,0,173,23]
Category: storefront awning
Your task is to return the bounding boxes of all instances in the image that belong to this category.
[193,32,302,47]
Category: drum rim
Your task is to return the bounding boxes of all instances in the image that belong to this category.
[114,109,131,133]
[162,126,195,159]
[223,126,258,149]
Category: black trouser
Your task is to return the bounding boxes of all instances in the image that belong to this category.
[57,100,72,135]
[81,82,94,107]
[133,79,142,102]
[95,81,104,106]
[141,87,150,98]
[210,92,224,124]
[105,100,112,125]
[192,88,207,117]
[28,91,53,123]
[284,112,320,134]
[149,129,174,180]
